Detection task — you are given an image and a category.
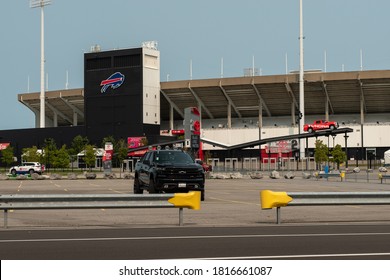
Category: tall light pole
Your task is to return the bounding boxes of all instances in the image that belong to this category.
[30,0,51,128]
[299,0,305,159]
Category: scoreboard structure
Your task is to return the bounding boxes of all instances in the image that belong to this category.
[84,46,160,144]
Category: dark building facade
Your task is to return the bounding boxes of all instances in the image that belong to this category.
[84,47,160,144]
[0,46,164,163]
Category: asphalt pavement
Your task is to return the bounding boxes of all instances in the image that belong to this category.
[1,173,390,260]
[1,225,390,259]
[1,172,390,227]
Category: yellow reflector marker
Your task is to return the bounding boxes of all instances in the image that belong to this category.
[379,173,383,179]
[260,190,292,209]
[168,192,201,210]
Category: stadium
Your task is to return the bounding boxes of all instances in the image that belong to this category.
[1,45,390,171]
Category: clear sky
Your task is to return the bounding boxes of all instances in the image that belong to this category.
[1,0,390,130]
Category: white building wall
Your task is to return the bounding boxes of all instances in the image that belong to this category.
[201,124,390,150]
[143,48,160,125]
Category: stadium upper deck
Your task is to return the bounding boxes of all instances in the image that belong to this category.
[18,69,390,128]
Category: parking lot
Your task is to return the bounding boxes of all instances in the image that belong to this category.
[1,173,390,229]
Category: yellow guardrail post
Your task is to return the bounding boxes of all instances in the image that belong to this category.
[260,190,293,224]
[168,191,201,226]
[168,191,201,210]
[341,171,345,182]
[260,190,292,209]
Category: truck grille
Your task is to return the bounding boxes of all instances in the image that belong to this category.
[164,168,203,179]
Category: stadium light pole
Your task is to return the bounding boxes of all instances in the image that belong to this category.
[299,0,305,159]
[30,0,51,128]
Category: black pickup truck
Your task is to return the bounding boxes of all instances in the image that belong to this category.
[133,149,205,200]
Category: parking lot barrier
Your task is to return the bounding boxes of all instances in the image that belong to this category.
[260,190,390,224]
[0,192,201,228]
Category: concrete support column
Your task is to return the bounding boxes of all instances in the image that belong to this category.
[227,102,232,129]
[258,99,263,138]
[258,99,263,164]
[360,97,365,124]
[325,100,329,121]
[34,112,40,128]
[198,103,202,129]
[73,111,78,126]
[169,104,174,131]
[360,96,365,160]
[291,102,296,125]
[53,112,58,127]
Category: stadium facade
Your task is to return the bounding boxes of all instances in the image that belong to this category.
[1,46,390,168]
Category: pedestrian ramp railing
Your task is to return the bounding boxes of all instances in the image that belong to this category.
[260,190,390,224]
[0,192,201,228]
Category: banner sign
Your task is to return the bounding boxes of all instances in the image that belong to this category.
[128,137,148,157]
[0,143,10,150]
[264,139,299,154]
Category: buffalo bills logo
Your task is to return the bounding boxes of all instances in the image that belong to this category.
[100,72,125,93]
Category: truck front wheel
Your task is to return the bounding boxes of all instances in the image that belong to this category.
[133,176,143,194]
[148,178,157,193]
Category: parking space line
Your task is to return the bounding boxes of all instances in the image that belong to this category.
[108,188,127,194]
[16,182,23,192]
[206,190,232,195]
[200,252,390,260]
[209,197,260,206]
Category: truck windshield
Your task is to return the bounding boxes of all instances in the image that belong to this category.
[155,151,194,164]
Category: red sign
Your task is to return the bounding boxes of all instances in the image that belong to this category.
[264,140,299,154]
[193,120,201,135]
[171,129,185,135]
[103,142,113,162]
[0,143,10,150]
[129,149,149,157]
[128,137,145,148]
[128,137,148,157]
[103,150,112,161]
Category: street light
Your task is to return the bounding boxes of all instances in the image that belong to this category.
[299,0,305,159]
[30,0,52,128]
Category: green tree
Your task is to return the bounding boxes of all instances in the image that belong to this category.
[22,146,42,162]
[43,138,57,169]
[330,144,347,170]
[51,145,70,170]
[68,135,89,168]
[116,138,128,176]
[84,144,96,171]
[69,135,89,156]
[314,140,328,170]
[1,145,16,170]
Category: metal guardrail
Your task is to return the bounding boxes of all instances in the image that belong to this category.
[379,173,390,184]
[314,172,345,181]
[0,192,201,228]
[260,190,390,224]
